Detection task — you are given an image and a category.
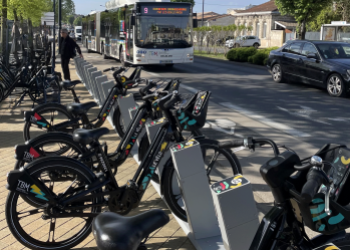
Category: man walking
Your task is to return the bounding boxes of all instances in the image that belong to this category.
[60,28,83,81]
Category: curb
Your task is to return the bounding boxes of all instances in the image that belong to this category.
[194,55,268,70]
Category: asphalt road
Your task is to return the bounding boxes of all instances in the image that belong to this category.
[143,56,350,149]
[81,50,350,236]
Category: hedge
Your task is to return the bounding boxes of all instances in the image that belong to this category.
[226,46,279,66]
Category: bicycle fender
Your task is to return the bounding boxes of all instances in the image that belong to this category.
[6,169,53,202]
[24,111,50,128]
[15,144,41,163]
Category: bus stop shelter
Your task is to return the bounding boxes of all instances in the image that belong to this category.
[321,21,350,43]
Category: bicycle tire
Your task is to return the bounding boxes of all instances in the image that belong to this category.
[162,138,242,222]
[23,103,77,141]
[15,132,86,170]
[6,157,101,250]
[0,84,3,103]
[331,233,350,249]
[112,106,126,138]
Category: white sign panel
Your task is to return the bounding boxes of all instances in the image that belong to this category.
[41,12,54,25]
[331,21,347,25]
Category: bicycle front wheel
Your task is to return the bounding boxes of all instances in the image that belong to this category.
[6,157,101,250]
[162,138,242,221]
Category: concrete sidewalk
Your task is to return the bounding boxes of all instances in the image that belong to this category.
[0,58,195,249]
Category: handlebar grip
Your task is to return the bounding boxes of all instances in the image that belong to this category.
[164,94,180,110]
[139,81,157,96]
[103,67,114,72]
[301,169,324,204]
[219,139,245,149]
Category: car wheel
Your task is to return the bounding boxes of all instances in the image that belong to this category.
[253,43,259,49]
[272,64,284,83]
[327,73,347,97]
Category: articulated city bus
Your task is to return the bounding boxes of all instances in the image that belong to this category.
[82,0,196,67]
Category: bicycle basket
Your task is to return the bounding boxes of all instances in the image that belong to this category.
[171,91,211,131]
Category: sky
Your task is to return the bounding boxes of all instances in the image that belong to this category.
[73,0,269,15]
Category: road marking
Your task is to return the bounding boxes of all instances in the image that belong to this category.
[144,71,161,77]
[220,102,311,138]
[277,106,331,125]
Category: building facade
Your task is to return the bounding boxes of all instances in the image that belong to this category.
[232,1,295,47]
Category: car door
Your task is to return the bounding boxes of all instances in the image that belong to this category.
[281,42,303,78]
[298,43,324,86]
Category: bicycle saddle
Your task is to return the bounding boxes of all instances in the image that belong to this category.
[73,127,110,145]
[60,80,82,90]
[67,102,97,116]
[92,209,169,250]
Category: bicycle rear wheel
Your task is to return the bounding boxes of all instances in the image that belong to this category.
[15,133,86,170]
[162,138,241,221]
[6,157,101,250]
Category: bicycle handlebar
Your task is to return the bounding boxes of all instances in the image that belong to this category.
[219,137,280,156]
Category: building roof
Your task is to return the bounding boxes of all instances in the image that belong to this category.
[206,14,233,21]
[234,1,278,14]
[195,12,225,20]
[275,21,298,28]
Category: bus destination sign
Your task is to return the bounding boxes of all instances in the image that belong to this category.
[142,6,189,15]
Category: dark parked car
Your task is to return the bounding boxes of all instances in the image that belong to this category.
[267,40,350,97]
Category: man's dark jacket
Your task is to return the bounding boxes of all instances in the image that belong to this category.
[60,36,82,59]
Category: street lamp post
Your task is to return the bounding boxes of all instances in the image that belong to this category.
[202,0,204,27]
[58,0,62,54]
[201,0,204,46]
[52,0,56,73]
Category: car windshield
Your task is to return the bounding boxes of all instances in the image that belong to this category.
[316,43,350,59]
[136,16,192,48]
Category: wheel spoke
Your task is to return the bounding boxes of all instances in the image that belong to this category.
[47,218,56,243]
[17,208,45,220]
[207,151,220,176]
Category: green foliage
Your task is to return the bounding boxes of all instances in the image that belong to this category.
[334,0,350,22]
[275,0,332,38]
[226,47,278,65]
[67,15,74,25]
[1,0,52,26]
[308,6,340,31]
[74,16,82,26]
[170,0,195,6]
[51,0,75,24]
[226,47,256,62]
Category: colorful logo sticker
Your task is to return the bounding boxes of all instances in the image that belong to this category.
[30,185,48,201]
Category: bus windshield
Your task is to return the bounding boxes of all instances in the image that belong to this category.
[136,16,192,48]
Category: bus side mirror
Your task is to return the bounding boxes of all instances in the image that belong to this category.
[130,16,135,26]
[193,13,198,28]
[193,19,198,28]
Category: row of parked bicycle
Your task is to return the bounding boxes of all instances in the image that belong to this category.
[0,29,60,106]
[4,60,350,249]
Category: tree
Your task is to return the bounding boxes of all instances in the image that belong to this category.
[67,14,74,25]
[73,16,82,26]
[275,0,332,39]
[308,6,340,31]
[170,0,195,7]
[51,0,75,24]
[334,0,350,22]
